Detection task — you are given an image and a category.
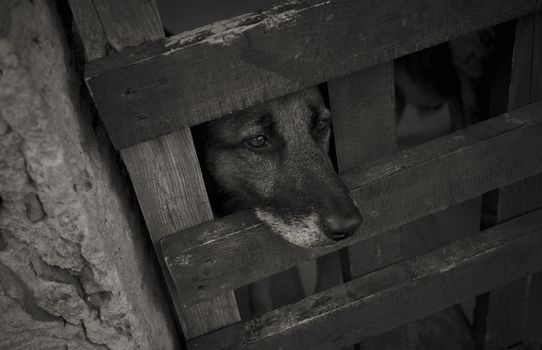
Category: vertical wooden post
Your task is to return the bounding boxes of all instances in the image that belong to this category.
[328,62,407,349]
[475,11,542,349]
[121,130,241,339]
[68,0,241,340]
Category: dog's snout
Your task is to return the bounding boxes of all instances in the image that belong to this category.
[322,200,362,241]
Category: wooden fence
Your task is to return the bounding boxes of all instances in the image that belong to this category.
[68,0,542,349]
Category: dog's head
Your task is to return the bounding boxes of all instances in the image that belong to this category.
[193,87,362,247]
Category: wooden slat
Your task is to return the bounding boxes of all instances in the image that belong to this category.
[121,131,214,240]
[525,11,542,342]
[508,14,538,110]
[189,209,542,350]
[122,129,241,339]
[476,176,542,349]
[84,0,539,149]
[328,63,397,171]
[533,10,542,101]
[525,271,542,339]
[328,63,406,348]
[475,12,542,349]
[68,0,163,60]
[88,0,164,50]
[68,0,108,60]
[67,0,242,339]
[161,101,542,307]
[329,62,401,278]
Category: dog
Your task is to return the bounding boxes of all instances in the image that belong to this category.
[193,87,362,316]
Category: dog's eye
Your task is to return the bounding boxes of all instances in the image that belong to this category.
[315,119,330,132]
[246,135,269,148]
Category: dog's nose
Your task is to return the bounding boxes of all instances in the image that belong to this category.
[322,203,363,241]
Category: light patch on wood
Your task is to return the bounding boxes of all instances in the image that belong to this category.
[451,134,466,141]
[163,0,331,49]
[166,254,191,266]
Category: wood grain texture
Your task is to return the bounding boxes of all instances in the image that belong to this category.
[328,63,397,171]
[68,0,107,60]
[69,0,163,60]
[90,0,164,50]
[525,12,542,342]
[161,101,542,307]
[121,130,214,240]
[508,15,536,111]
[531,11,542,102]
[189,209,542,350]
[66,0,242,339]
[328,63,406,348]
[120,128,217,315]
[122,129,241,339]
[525,271,542,339]
[328,63,401,277]
[68,0,163,60]
[84,0,539,149]
[476,12,542,349]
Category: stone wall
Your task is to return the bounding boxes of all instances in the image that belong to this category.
[0,1,180,349]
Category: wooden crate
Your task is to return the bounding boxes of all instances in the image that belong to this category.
[67,0,542,348]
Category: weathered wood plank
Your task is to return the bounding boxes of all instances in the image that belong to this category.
[90,0,164,50]
[508,15,536,111]
[161,101,542,307]
[328,63,397,171]
[525,12,542,342]
[66,0,242,339]
[328,63,406,349]
[475,12,542,349]
[122,129,241,339]
[531,10,542,103]
[68,0,163,60]
[121,131,214,240]
[69,0,163,60]
[84,0,539,149]
[68,0,108,60]
[189,209,542,350]
[329,62,401,278]
[525,271,542,339]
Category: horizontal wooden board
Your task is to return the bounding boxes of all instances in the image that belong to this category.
[161,101,542,306]
[189,209,542,350]
[85,0,539,149]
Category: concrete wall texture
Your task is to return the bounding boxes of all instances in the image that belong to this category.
[0,1,180,349]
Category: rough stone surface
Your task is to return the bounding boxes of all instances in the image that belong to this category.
[0,1,180,349]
